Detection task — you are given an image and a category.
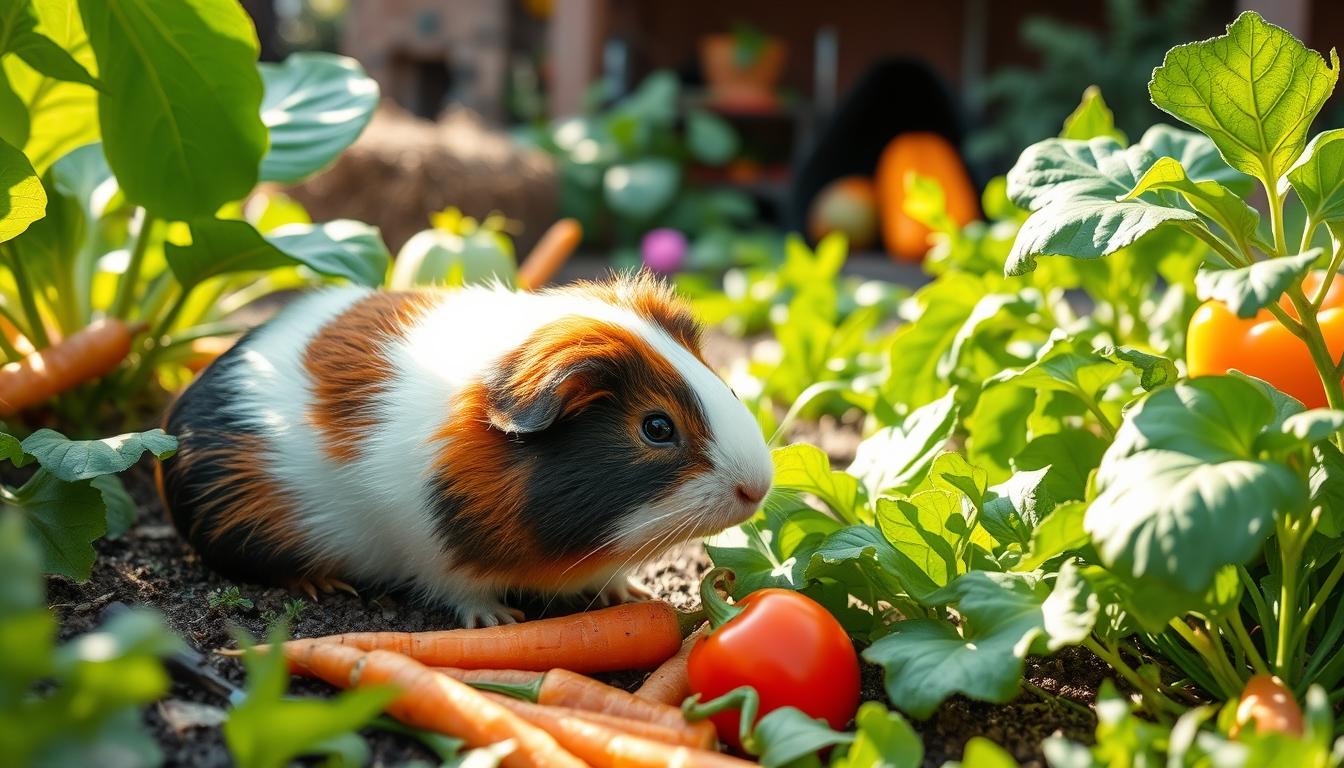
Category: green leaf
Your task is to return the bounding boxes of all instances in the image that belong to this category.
[706,491,837,596]
[21,428,177,481]
[0,430,28,466]
[1194,250,1320,318]
[875,493,963,588]
[1087,377,1306,593]
[1310,443,1344,537]
[1286,128,1344,225]
[78,0,267,219]
[2,0,100,173]
[772,444,865,522]
[258,52,379,184]
[987,333,1125,401]
[1005,137,1196,275]
[1013,500,1088,572]
[92,475,135,538]
[1255,408,1344,453]
[168,218,389,290]
[1095,346,1177,391]
[1014,429,1107,502]
[1122,156,1262,250]
[686,108,738,166]
[1059,85,1126,144]
[1148,11,1339,186]
[8,468,106,580]
[806,525,939,605]
[1137,124,1252,192]
[0,134,45,242]
[831,702,923,768]
[981,468,1055,547]
[847,390,957,498]
[267,220,390,287]
[603,159,679,219]
[955,737,1022,768]
[10,21,97,88]
[752,707,853,768]
[863,571,1086,718]
[883,273,982,409]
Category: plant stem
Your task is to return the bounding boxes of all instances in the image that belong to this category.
[1083,636,1183,718]
[1021,680,1093,719]
[1298,553,1344,645]
[1078,390,1117,439]
[1226,612,1270,675]
[1275,513,1306,683]
[1283,285,1344,435]
[1167,619,1242,698]
[1184,223,1250,268]
[1319,231,1344,309]
[111,211,155,319]
[122,291,189,398]
[1267,179,1290,258]
[4,246,50,348]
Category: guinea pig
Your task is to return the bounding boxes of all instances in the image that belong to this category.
[157,273,773,626]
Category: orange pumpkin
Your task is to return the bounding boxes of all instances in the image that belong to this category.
[875,132,978,262]
[807,176,878,250]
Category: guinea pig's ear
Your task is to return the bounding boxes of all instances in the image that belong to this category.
[482,320,619,434]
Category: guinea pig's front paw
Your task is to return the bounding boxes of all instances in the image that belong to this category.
[595,577,653,607]
[458,600,526,628]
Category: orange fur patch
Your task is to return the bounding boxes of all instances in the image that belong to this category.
[304,291,437,462]
[555,273,706,361]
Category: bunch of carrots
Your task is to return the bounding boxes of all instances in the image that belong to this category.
[224,601,742,768]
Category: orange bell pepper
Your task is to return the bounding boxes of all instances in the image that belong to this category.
[1187,272,1344,408]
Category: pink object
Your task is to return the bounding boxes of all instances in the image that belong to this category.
[641,228,688,274]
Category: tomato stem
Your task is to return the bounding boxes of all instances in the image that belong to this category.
[1317,231,1344,310]
[1274,511,1307,683]
[699,567,745,630]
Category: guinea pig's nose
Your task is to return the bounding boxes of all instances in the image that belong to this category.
[735,483,767,505]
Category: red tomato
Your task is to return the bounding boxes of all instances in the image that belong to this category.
[1187,271,1344,408]
[686,588,860,749]
[1231,674,1304,738]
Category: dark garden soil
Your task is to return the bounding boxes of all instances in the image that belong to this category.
[43,457,1104,768]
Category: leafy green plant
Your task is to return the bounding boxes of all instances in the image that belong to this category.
[260,598,308,631]
[0,508,183,766]
[520,70,751,248]
[1,426,175,579]
[388,207,517,289]
[710,13,1344,743]
[208,586,255,613]
[0,0,385,428]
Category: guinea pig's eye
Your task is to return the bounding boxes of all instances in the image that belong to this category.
[641,413,676,445]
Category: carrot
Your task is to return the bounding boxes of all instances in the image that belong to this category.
[481,691,710,749]
[262,601,691,673]
[284,642,586,768]
[517,218,582,291]
[635,622,708,705]
[436,667,716,748]
[478,691,754,768]
[0,318,134,416]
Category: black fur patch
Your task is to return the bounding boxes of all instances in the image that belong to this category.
[160,334,308,582]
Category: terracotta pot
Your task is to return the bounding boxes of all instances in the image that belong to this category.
[700,33,785,110]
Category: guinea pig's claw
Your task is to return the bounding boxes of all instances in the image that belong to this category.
[287,575,359,602]
[460,603,526,628]
[598,578,653,606]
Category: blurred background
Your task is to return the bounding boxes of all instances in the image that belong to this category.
[239,0,1332,273]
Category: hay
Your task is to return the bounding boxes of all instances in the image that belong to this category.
[286,102,559,253]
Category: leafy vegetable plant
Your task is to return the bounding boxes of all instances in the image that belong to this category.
[0,0,385,427]
[1,426,175,579]
[0,508,182,766]
[709,13,1344,753]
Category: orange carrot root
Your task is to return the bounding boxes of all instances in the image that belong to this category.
[517,218,582,291]
[0,318,133,416]
[482,692,710,748]
[480,691,754,768]
[282,642,586,768]
[278,602,686,673]
[635,622,708,705]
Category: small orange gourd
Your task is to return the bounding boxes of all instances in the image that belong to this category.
[875,131,978,262]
